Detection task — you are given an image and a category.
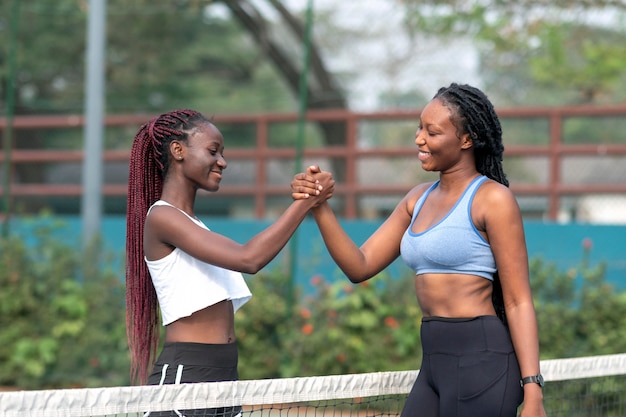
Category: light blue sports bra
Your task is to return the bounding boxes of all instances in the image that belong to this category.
[400,175,496,281]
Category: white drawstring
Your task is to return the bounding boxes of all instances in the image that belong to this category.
[159,363,169,385]
[175,364,184,384]
[142,364,171,417]
[173,364,185,416]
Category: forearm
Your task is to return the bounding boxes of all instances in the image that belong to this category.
[312,203,370,282]
[506,302,544,401]
[507,300,541,372]
[241,199,311,273]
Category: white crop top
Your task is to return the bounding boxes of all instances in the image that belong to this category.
[145,200,252,326]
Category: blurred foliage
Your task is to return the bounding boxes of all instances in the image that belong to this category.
[2,1,626,219]
[1,221,626,389]
[531,238,626,359]
[0,217,129,389]
[3,0,626,117]
[284,275,423,377]
[0,0,295,117]
[401,0,626,106]
[238,271,422,379]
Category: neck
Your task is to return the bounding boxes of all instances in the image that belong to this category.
[438,167,480,190]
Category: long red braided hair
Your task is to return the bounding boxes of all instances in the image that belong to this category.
[126,109,209,384]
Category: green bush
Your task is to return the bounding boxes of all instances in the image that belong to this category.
[531,239,626,417]
[0,218,129,389]
[237,270,422,379]
[531,238,626,359]
[1,221,625,390]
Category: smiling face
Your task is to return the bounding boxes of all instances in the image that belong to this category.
[414,98,472,173]
[173,122,227,192]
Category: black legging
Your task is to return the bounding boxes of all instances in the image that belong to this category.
[401,316,523,417]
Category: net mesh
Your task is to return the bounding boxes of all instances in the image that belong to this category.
[1,354,625,417]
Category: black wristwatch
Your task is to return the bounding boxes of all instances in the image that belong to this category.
[520,374,544,388]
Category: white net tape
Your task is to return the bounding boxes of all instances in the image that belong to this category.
[1,354,625,417]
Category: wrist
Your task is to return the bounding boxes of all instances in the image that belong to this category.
[523,384,544,401]
[311,200,330,214]
[520,374,544,389]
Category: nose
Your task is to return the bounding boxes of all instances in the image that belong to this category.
[218,154,227,169]
[415,128,425,146]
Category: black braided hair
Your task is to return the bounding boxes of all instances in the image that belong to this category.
[433,83,509,325]
[433,83,509,187]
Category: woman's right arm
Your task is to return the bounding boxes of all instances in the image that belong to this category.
[147,171,334,274]
[293,166,415,282]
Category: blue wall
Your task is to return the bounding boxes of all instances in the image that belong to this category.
[9,217,626,292]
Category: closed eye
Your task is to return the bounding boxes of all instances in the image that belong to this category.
[418,123,438,136]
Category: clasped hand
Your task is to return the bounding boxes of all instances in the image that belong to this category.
[292,165,334,205]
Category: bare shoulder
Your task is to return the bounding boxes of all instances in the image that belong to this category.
[474,179,521,223]
[477,179,517,204]
[145,204,199,240]
[144,203,216,260]
[400,181,437,215]
[145,203,183,227]
[406,182,436,199]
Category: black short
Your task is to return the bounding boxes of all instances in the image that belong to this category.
[144,341,242,417]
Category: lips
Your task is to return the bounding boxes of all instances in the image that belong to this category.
[418,151,431,161]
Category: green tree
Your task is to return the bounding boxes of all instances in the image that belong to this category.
[401,0,626,106]
[0,0,348,214]
[0,1,296,115]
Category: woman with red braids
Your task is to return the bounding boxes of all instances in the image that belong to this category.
[126,109,334,417]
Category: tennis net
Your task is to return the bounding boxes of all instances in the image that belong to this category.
[1,353,625,417]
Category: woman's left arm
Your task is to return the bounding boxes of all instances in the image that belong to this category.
[480,182,546,417]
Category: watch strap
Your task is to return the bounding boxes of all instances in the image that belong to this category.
[520,374,544,388]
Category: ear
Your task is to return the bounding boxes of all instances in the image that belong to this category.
[460,133,473,150]
[170,140,184,161]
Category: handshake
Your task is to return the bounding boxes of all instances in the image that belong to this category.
[291,165,335,205]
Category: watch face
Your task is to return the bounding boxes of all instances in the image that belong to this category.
[538,374,545,387]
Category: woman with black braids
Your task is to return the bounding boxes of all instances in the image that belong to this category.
[291,84,546,417]
[126,109,333,417]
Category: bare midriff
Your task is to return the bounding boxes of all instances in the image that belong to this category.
[165,299,236,344]
[415,274,496,318]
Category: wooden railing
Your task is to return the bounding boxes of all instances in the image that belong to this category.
[2,104,626,220]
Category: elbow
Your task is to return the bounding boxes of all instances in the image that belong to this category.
[238,255,267,275]
[346,272,369,284]
[239,265,259,275]
[239,262,263,275]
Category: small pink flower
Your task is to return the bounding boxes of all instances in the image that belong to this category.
[384,316,399,329]
[299,307,311,319]
[582,237,593,250]
[310,275,323,286]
